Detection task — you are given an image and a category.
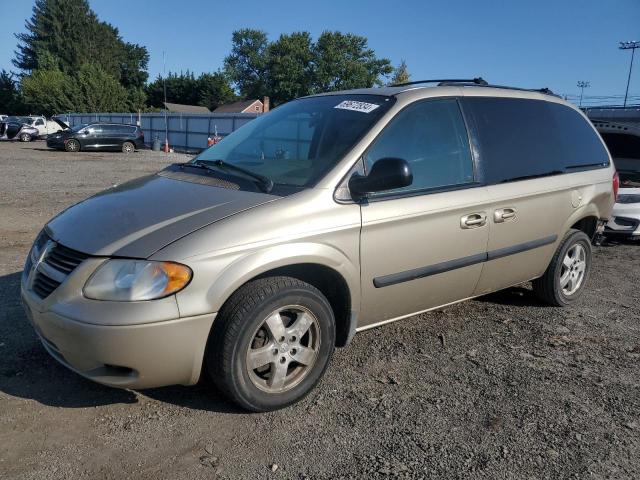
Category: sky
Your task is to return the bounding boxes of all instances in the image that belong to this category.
[0,0,638,105]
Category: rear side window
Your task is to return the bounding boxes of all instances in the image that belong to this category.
[117,125,136,134]
[364,98,474,195]
[464,97,609,184]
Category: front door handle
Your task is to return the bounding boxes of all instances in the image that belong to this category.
[494,207,517,223]
[461,212,487,229]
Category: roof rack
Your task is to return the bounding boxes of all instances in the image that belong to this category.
[478,84,558,97]
[389,77,557,97]
[389,78,488,87]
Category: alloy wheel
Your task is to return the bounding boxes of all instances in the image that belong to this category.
[246,305,321,394]
[560,243,587,295]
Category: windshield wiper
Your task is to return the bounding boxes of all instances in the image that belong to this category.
[193,159,274,193]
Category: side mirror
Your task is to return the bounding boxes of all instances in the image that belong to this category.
[349,158,413,198]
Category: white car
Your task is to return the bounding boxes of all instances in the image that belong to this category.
[11,116,68,138]
[593,121,640,238]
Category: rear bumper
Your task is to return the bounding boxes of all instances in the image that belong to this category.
[21,290,216,389]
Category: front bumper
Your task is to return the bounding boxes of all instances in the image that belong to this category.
[21,286,216,389]
[605,204,640,237]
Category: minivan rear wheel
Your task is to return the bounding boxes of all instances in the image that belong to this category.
[65,139,80,152]
[122,141,135,153]
[206,276,336,412]
[532,229,592,306]
[20,133,31,142]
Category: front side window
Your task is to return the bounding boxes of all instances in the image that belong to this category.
[194,94,395,188]
[364,98,474,195]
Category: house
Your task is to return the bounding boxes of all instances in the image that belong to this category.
[214,97,270,114]
[163,102,210,113]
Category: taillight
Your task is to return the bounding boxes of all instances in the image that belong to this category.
[613,171,620,201]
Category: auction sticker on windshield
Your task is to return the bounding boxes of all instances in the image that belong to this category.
[334,100,380,113]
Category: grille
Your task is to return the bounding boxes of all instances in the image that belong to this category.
[30,236,89,299]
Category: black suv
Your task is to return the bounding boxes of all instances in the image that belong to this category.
[47,123,145,153]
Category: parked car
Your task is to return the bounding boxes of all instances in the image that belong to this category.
[20,115,68,138]
[21,79,615,411]
[593,121,640,238]
[46,122,144,153]
[0,117,40,142]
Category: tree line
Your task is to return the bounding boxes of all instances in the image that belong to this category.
[0,0,410,116]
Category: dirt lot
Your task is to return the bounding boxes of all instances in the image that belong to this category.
[0,141,639,479]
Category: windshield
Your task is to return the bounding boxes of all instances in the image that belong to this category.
[71,123,88,132]
[193,94,394,187]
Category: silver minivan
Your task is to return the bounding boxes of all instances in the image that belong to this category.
[21,79,616,411]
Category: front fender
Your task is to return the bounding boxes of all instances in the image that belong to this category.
[173,241,360,319]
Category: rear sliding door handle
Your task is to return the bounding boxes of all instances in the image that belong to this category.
[461,212,487,229]
[494,207,517,223]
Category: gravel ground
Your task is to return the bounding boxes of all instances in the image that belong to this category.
[1,141,639,480]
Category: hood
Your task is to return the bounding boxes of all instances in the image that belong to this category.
[46,173,279,258]
[51,117,70,130]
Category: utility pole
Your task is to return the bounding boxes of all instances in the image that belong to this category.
[162,51,169,152]
[619,41,639,107]
[577,81,590,107]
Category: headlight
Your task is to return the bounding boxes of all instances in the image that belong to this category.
[83,260,192,301]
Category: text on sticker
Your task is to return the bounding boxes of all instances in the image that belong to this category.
[334,100,380,113]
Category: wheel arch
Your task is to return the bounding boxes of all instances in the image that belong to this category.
[188,243,361,348]
[561,204,602,242]
[570,215,599,240]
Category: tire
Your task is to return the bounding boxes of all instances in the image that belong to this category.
[65,139,80,152]
[122,141,135,153]
[206,276,336,412]
[20,133,31,142]
[532,229,592,306]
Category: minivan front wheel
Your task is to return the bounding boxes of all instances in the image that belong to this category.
[122,141,135,153]
[19,133,32,142]
[533,229,592,306]
[207,276,336,412]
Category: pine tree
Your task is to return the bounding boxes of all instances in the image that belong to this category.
[0,70,26,114]
[390,60,410,85]
[14,0,148,88]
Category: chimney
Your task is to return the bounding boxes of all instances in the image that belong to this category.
[263,96,270,113]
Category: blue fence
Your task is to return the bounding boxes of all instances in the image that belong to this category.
[58,112,261,152]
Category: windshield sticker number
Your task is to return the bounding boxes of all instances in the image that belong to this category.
[334,100,380,113]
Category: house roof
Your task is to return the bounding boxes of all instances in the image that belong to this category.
[163,102,210,113]
[213,99,262,113]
